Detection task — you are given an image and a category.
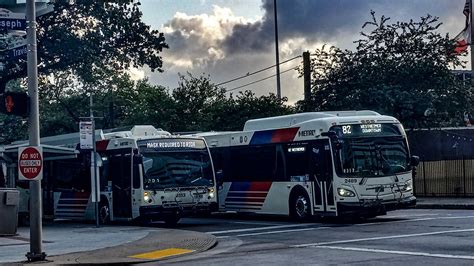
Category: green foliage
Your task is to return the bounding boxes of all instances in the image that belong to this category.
[33,73,292,139]
[298,12,473,128]
[0,0,168,92]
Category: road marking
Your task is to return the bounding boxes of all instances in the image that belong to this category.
[313,245,474,260]
[291,228,474,248]
[207,223,312,235]
[231,221,283,226]
[129,248,194,260]
[217,226,329,239]
[357,215,474,226]
[383,213,440,219]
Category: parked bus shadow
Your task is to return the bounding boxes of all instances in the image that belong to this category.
[140,213,410,229]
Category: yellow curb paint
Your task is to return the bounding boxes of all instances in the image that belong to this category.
[129,248,194,260]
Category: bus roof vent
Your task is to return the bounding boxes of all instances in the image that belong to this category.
[320,110,381,117]
[243,111,381,131]
[130,125,171,137]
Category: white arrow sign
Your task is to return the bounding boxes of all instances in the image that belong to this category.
[0,8,26,20]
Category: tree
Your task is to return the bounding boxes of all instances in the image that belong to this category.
[298,12,473,128]
[0,0,168,93]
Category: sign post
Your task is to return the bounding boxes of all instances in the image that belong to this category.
[25,0,46,262]
[79,95,100,227]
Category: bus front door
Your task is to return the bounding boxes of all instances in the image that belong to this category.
[110,154,133,219]
[312,140,337,215]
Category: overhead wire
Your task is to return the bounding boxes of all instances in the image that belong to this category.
[216,55,302,87]
[226,66,298,92]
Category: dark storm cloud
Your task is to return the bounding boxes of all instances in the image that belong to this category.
[223,0,462,54]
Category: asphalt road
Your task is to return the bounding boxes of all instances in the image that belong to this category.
[145,209,474,265]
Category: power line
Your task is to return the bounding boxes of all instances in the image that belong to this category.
[226,66,298,92]
[216,55,302,87]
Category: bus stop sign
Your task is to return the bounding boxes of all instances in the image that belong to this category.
[18,146,43,181]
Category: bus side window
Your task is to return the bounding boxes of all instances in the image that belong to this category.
[229,145,277,181]
[275,144,286,181]
[285,143,310,180]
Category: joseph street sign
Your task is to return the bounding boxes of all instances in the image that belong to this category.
[0,8,26,31]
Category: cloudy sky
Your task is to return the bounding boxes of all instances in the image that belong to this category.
[137,0,467,104]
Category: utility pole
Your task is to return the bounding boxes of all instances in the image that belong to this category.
[25,0,46,261]
[303,51,311,111]
[273,0,281,99]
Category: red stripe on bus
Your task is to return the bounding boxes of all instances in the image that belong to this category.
[248,182,272,192]
[271,128,299,143]
[96,140,110,151]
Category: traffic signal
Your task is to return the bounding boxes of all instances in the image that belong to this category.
[0,91,29,117]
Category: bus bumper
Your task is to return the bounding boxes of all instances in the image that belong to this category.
[337,196,416,217]
[139,202,218,219]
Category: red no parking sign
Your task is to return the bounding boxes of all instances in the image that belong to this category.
[18,146,43,181]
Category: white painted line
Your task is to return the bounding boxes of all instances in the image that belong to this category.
[314,245,474,260]
[216,226,329,239]
[234,226,329,237]
[207,223,312,235]
[357,215,474,226]
[292,228,474,248]
[231,221,283,226]
[383,213,440,219]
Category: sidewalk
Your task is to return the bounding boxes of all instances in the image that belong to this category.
[0,222,216,265]
[415,197,474,210]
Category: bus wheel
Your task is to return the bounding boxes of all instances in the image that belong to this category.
[290,192,310,222]
[163,214,180,226]
[99,201,110,225]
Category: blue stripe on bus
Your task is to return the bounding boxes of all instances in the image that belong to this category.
[249,130,274,145]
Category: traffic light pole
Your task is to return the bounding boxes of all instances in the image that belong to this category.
[25,0,46,261]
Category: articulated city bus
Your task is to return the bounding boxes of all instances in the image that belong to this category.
[200,111,418,221]
[1,126,217,225]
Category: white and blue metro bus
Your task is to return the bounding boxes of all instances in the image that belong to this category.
[2,126,217,225]
[199,111,418,221]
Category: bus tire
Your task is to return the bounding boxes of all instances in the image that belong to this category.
[163,214,180,226]
[99,199,110,225]
[289,188,311,222]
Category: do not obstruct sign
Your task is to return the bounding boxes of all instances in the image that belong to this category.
[18,146,43,181]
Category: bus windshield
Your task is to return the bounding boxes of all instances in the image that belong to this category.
[142,150,214,189]
[330,124,410,177]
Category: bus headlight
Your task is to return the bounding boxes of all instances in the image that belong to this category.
[208,187,215,198]
[144,191,152,203]
[403,181,413,192]
[337,188,355,197]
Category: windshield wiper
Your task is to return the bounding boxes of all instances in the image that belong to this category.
[190,177,202,183]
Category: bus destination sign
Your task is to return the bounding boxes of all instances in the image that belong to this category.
[333,123,401,137]
[138,138,207,152]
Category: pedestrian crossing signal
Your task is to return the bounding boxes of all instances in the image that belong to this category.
[0,92,29,117]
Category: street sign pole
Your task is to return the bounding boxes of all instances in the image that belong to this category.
[90,95,99,228]
[25,0,46,261]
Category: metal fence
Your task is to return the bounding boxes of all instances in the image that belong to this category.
[414,158,474,197]
[407,127,474,197]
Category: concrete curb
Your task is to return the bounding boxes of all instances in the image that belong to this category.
[38,229,217,265]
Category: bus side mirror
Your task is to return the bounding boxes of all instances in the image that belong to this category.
[410,156,420,167]
[216,170,224,186]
